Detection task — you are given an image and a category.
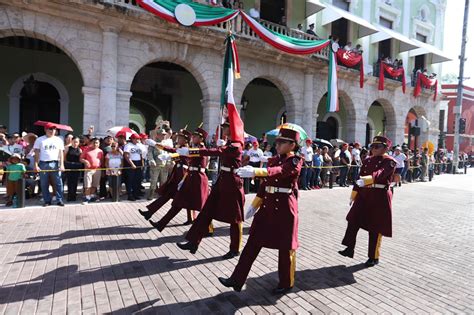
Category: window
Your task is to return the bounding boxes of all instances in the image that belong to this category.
[415,55,425,71]
[379,39,391,59]
[333,0,350,11]
[260,0,286,25]
[331,18,348,47]
[379,17,393,29]
[416,33,427,43]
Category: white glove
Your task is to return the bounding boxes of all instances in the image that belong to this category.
[356,179,365,187]
[216,139,226,147]
[145,139,157,146]
[158,153,171,161]
[260,156,269,163]
[149,160,157,167]
[176,147,189,156]
[244,205,258,220]
[177,178,185,191]
[236,165,255,178]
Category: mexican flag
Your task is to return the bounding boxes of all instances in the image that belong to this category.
[221,34,244,144]
[326,48,339,112]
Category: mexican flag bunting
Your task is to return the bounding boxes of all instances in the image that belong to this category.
[326,48,339,112]
[221,34,244,144]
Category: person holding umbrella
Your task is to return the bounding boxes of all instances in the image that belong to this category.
[176,120,245,259]
[218,126,303,294]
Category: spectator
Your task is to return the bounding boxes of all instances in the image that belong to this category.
[138,133,149,184]
[116,134,127,151]
[343,41,353,51]
[123,133,143,201]
[339,143,351,187]
[306,23,316,36]
[297,23,303,31]
[33,123,65,207]
[311,146,322,189]
[300,139,314,190]
[105,142,123,200]
[420,147,429,182]
[352,44,363,55]
[0,132,7,146]
[147,129,169,200]
[321,146,333,187]
[64,137,82,201]
[64,133,74,149]
[0,125,7,135]
[331,36,340,52]
[80,138,103,204]
[249,3,260,19]
[6,133,24,156]
[262,144,273,167]
[99,136,114,199]
[5,154,26,206]
[247,140,264,192]
[392,147,406,187]
[351,142,361,183]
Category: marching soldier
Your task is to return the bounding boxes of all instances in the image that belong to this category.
[138,128,192,223]
[176,121,245,259]
[218,127,302,295]
[148,127,209,231]
[338,135,396,267]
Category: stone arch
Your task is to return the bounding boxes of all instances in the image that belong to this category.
[8,72,69,132]
[369,98,398,143]
[322,112,343,139]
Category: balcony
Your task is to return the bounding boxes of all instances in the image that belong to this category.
[100,0,330,60]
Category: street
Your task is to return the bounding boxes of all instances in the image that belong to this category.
[0,171,473,314]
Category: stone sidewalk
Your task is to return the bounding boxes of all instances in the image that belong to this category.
[0,171,473,314]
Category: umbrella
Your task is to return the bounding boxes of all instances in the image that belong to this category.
[278,123,308,141]
[330,138,346,146]
[313,138,333,148]
[107,126,137,139]
[265,128,280,137]
[244,132,257,143]
[34,120,73,132]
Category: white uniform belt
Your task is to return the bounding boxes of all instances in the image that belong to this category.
[176,163,188,169]
[265,186,292,194]
[364,184,388,189]
[188,166,205,173]
[221,166,237,173]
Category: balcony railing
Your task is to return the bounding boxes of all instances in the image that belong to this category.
[104,0,330,60]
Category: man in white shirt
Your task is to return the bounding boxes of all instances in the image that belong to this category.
[392,147,407,186]
[338,143,351,187]
[33,123,65,206]
[247,141,263,192]
[249,4,260,19]
[343,42,353,51]
[300,139,314,190]
[123,133,143,201]
[351,142,361,182]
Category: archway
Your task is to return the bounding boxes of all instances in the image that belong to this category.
[405,106,428,150]
[367,99,397,145]
[316,92,352,141]
[241,78,286,137]
[1,36,83,132]
[131,62,203,134]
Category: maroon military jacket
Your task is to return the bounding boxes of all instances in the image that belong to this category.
[250,153,302,250]
[170,144,209,211]
[156,147,189,199]
[194,142,245,224]
[346,154,396,237]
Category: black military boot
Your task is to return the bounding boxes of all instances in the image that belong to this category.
[138,209,152,220]
[222,251,240,260]
[149,220,165,232]
[365,258,379,267]
[176,241,198,254]
[338,247,354,258]
[272,287,293,295]
[218,277,242,292]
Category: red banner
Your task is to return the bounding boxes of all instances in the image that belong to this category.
[378,62,406,94]
[336,49,364,88]
[413,73,438,101]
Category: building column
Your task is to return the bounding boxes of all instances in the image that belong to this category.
[202,99,221,138]
[302,72,314,139]
[116,89,133,128]
[82,86,101,133]
[346,109,366,143]
[98,22,122,135]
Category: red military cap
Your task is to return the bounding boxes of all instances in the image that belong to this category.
[178,129,192,140]
[193,127,208,140]
[276,127,300,143]
[130,133,141,140]
[371,135,392,148]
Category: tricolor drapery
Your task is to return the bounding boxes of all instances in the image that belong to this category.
[378,62,406,94]
[138,0,339,112]
[413,74,438,101]
[336,49,364,88]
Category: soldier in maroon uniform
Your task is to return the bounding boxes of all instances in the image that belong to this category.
[147,127,209,232]
[218,127,302,295]
[338,135,396,267]
[176,121,245,259]
[138,128,192,222]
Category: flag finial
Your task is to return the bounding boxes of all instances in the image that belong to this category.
[198,122,203,128]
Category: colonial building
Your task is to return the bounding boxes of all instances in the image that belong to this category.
[0,0,450,146]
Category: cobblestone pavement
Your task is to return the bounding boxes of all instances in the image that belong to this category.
[0,170,473,314]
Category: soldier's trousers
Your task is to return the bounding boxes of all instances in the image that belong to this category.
[342,222,382,259]
[146,194,172,215]
[231,235,296,288]
[186,211,242,253]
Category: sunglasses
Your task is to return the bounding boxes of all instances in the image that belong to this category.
[370,143,385,149]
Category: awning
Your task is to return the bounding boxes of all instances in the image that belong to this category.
[306,0,326,17]
[370,25,419,53]
[409,39,452,64]
[321,5,378,38]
